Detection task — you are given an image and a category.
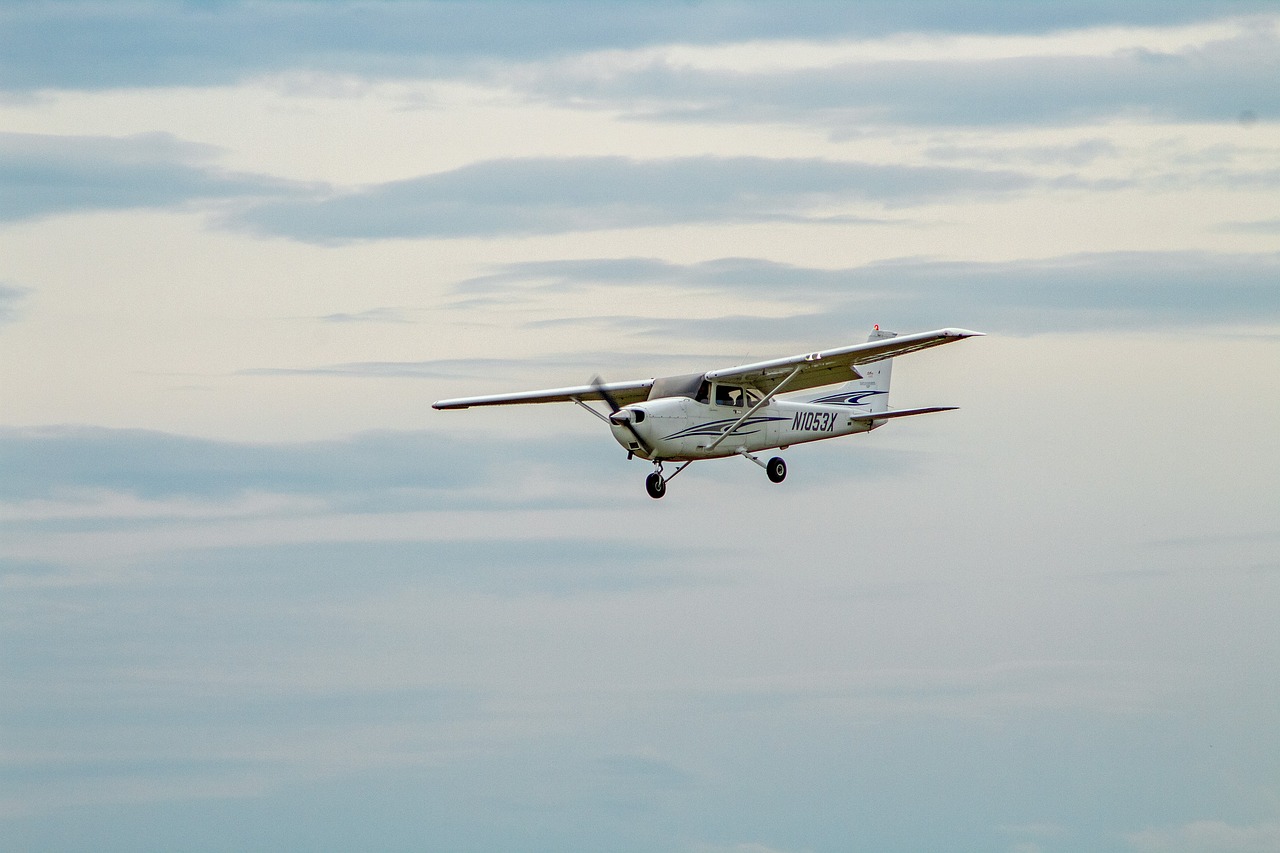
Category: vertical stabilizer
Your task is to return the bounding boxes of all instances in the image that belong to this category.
[804,327,896,412]
[858,326,896,413]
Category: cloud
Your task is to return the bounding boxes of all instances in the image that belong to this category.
[0,283,28,326]
[0,425,621,512]
[0,426,450,502]
[925,139,1122,167]
[316,307,413,324]
[460,251,1280,335]
[0,136,1031,239]
[3,2,1273,93]
[0,532,692,821]
[690,843,807,853]
[7,135,1268,241]
[0,132,304,224]
[516,24,1280,130]
[10,130,1270,246]
[1126,819,1280,853]
[153,539,692,598]
[1216,218,1280,234]
[999,822,1068,837]
[242,351,679,380]
[709,660,1174,718]
[231,156,1031,242]
[596,752,695,789]
[0,422,921,529]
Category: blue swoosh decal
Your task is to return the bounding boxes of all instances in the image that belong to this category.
[661,416,789,441]
[809,389,887,407]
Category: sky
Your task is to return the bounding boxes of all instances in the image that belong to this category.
[2,2,1279,851]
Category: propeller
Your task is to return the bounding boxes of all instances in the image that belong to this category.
[591,376,651,456]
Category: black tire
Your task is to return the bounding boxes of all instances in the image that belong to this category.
[766,456,787,483]
[645,472,667,499]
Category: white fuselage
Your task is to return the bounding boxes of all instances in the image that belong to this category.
[608,396,883,461]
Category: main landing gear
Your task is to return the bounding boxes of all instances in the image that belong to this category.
[643,454,787,498]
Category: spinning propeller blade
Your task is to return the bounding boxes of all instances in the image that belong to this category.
[591,376,651,455]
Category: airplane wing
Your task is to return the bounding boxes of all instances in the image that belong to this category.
[432,328,981,410]
[432,378,653,410]
[706,328,983,395]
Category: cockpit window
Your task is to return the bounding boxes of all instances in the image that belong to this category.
[744,387,764,406]
[695,380,711,404]
[715,384,744,407]
[649,372,707,402]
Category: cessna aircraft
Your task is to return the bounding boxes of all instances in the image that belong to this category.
[433,327,982,498]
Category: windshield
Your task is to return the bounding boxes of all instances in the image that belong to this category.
[647,372,705,401]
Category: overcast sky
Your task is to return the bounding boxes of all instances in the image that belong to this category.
[2,3,1279,852]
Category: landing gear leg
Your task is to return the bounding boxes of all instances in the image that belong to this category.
[737,449,787,484]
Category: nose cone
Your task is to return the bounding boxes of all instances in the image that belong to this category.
[607,407,652,458]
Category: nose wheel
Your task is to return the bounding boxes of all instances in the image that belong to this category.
[645,471,666,499]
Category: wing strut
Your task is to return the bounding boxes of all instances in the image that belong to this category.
[701,364,804,454]
[569,397,611,425]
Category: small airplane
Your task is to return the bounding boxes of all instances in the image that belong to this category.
[433,326,982,498]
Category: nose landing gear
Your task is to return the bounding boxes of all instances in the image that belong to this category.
[645,471,666,499]
[643,460,693,499]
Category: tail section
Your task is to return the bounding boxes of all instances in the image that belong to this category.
[803,327,896,413]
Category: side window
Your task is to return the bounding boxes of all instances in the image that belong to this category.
[715,384,743,407]
[695,380,711,404]
[744,387,764,407]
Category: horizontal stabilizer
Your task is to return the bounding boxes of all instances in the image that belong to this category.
[847,406,958,422]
